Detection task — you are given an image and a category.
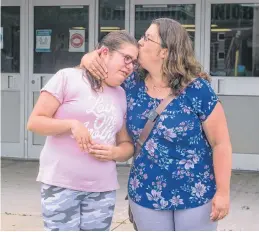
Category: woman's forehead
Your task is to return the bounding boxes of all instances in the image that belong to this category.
[146,24,159,37]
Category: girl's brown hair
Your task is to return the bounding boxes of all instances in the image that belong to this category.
[84,31,138,91]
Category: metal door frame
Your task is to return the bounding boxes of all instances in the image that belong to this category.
[27,0,96,159]
[1,0,28,158]
[129,0,203,63]
[204,0,259,171]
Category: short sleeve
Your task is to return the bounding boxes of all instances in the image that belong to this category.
[189,78,219,122]
[41,69,67,104]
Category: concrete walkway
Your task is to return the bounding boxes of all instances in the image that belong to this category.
[1,159,259,231]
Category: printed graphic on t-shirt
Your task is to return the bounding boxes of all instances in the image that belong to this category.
[85,94,117,144]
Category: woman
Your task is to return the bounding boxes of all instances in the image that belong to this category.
[27,31,139,231]
[81,18,232,231]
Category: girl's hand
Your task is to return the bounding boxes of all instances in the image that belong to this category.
[70,120,94,152]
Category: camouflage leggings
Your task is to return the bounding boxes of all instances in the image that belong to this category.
[41,183,116,231]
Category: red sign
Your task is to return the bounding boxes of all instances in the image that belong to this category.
[70,33,84,48]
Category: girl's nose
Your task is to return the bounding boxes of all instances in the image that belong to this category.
[125,62,134,71]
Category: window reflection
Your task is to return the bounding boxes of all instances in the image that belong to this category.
[33,6,89,74]
[1,6,20,73]
[135,5,195,43]
[98,0,125,42]
[210,4,259,77]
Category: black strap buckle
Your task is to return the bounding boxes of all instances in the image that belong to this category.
[147,109,159,122]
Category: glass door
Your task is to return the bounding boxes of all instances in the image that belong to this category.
[204,0,259,170]
[204,0,259,96]
[27,0,95,159]
[1,0,27,158]
[129,0,202,62]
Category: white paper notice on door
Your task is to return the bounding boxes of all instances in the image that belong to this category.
[36,29,52,52]
[0,27,3,49]
[69,29,85,52]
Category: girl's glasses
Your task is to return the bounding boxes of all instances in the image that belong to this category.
[115,50,139,70]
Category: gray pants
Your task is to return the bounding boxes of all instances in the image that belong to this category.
[129,198,217,231]
[41,183,116,231]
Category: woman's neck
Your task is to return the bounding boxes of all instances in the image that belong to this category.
[147,71,168,88]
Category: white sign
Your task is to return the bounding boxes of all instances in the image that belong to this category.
[36,29,52,52]
[69,29,85,52]
[0,27,3,49]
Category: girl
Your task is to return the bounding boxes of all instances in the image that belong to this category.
[27,31,139,231]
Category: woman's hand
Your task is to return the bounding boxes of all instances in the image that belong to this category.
[210,190,230,221]
[70,120,94,152]
[88,144,117,162]
[80,48,108,80]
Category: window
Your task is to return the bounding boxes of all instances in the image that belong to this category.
[1,6,20,73]
[98,0,125,42]
[33,6,89,74]
[210,4,259,77]
[134,4,195,43]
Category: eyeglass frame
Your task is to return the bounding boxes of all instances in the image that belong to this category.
[141,35,161,45]
[141,35,167,48]
[114,50,139,70]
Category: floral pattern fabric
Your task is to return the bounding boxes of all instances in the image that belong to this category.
[122,73,219,210]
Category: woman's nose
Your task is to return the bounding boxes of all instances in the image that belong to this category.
[138,38,144,47]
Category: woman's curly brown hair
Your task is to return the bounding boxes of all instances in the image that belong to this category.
[139,18,211,95]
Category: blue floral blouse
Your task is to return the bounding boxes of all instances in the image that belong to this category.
[122,72,219,210]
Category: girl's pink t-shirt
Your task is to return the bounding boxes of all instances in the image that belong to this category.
[36,68,127,192]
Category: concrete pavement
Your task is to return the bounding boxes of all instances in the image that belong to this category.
[1,159,259,231]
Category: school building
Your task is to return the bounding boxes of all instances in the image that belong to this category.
[1,0,259,170]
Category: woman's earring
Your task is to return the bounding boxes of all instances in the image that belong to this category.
[173,78,179,86]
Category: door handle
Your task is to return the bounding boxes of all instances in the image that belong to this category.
[40,76,46,89]
[218,79,224,94]
[8,75,13,88]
